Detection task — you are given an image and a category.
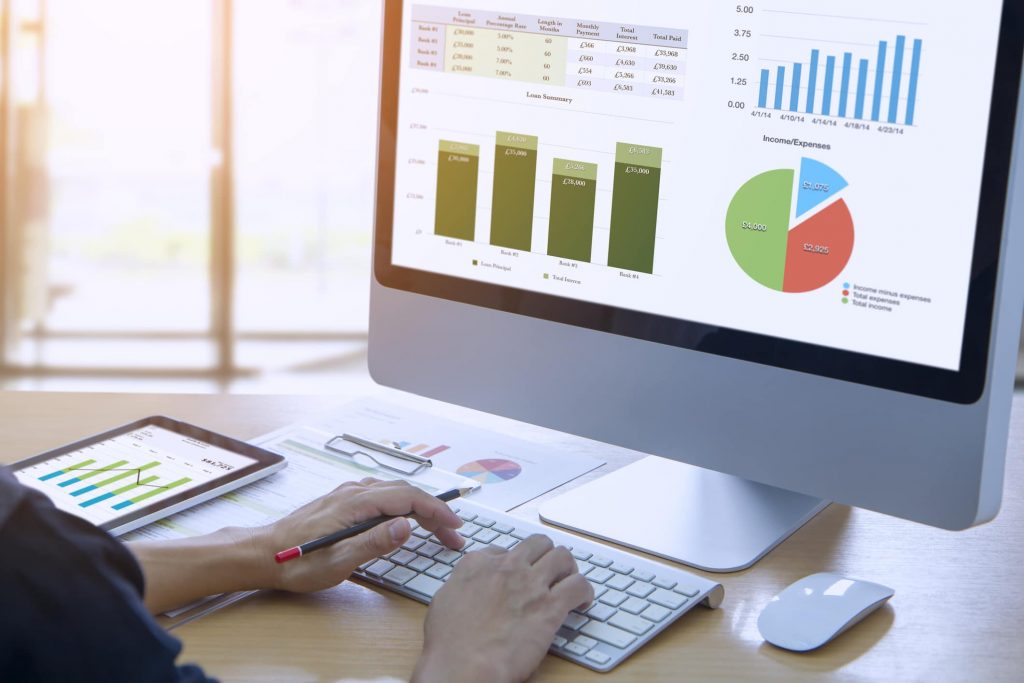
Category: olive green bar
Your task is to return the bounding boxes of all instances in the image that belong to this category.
[435,140,480,240]
[615,142,663,168]
[490,133,538,251]
[547,160,597,263]
[496,131,538,151]
[438,140,479,156]
[608,160,662,274]
[552,158,598,181]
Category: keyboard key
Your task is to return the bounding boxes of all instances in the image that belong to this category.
[606,574,634,591]
[407,556,434,572]
[620,597,649,615]
[383,566,418,585]
[474,529,499,544]
[358,559,375,570]
[649,588,686,610]
[425,563,452,580]
[474,517,496,528]
[564,642,590,656]
[673,584,700,597]
[580,621,637,649]
[459,540,477,553]
[631,569,655,583]
[625,582,655,599]
[598,589,628,607]
[587,568,614,584]
[574,635,598,650]
[571,549,593,561]
[552,635,568,648]
[435,549,463,565]
[640,604,671,623]
[652,576,677,590]
[491,535,517,550]
[390,550,419,566]
[458,523,483,538]
[492,522,515,535]
[412,526,432,538]
[364,559,395,578]
[457,511,477,522]
[588,583,608,600]
[405,574,445,598]
[609,562,633,575]
[575,560,594,577]
[511,529,531,540]
[585,603,617,622]
[409,519,420,530]
[562,613,589,631]
[417,541,444,558]
[585,650,612,666]
[401,537,425,551]
[589,555,613,568]
[609,612,654,636]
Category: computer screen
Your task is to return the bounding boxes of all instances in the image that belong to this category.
[377,1,1020,402]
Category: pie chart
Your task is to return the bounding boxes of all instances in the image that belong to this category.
[456,458,522,484]
[726,157,854,293]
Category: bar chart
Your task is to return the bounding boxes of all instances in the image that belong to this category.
[434,133,664,273]
[757,35,923,125]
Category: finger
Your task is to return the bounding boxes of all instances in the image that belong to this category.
[431,525,465,550]
[349,483,463,529]
[551,572,595,613]
[335,517,410,567]
[509,534,555,565]
[358,477,384,486]
[532,546,577,586]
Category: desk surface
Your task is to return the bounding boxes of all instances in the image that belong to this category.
[1,390,1021,683]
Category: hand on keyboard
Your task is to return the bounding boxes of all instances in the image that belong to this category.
[255,478,464,594]
[413,535,594,683]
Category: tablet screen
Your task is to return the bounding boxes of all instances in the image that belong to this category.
[14,424,260,527]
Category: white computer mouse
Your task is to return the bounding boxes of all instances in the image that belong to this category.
[757,572,894,652]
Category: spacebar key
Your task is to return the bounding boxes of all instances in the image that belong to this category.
[580,621,638,649]
[405,574,445,598]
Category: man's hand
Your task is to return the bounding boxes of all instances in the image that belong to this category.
[255,478,464,593]
[413,535,594,683]
[130,478,464,614]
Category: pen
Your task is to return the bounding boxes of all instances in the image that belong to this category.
[273,486,473,564]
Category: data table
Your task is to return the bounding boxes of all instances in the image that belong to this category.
[410,5,688,100]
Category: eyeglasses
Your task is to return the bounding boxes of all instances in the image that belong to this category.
[324,433,433,475]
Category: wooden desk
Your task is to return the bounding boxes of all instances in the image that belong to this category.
[2,390,1021,682]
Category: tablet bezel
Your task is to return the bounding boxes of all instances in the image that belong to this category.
[11,416,286,534]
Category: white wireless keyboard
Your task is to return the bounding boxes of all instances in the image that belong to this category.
[354,499,724,673]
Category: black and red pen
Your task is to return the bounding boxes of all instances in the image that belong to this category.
[274,487,472,564]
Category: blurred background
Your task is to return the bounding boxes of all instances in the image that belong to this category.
[0,0,378,393]
[0,0,1019,395]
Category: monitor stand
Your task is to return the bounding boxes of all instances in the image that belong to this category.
[538,456,829,573]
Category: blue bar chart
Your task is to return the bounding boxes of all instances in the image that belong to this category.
[758,35,923,125]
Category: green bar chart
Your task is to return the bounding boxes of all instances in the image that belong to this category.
[547,159,598,263]
[435,140,480,240]
[607,143,663,274]
[490,132,539,251]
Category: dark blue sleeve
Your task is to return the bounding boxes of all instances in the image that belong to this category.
[0,477,218,683]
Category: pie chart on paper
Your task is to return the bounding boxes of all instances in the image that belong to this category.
[456,458,522,484]
[726,157,854,293]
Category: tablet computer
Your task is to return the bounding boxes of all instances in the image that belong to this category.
[10,416,287,536]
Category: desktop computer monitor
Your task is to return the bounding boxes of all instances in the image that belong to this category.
[368,0,1024,571]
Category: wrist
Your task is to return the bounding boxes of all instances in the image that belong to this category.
[217,525,280,591]
[413,646,498,683]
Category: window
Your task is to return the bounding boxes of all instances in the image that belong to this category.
[0,0,379,386]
